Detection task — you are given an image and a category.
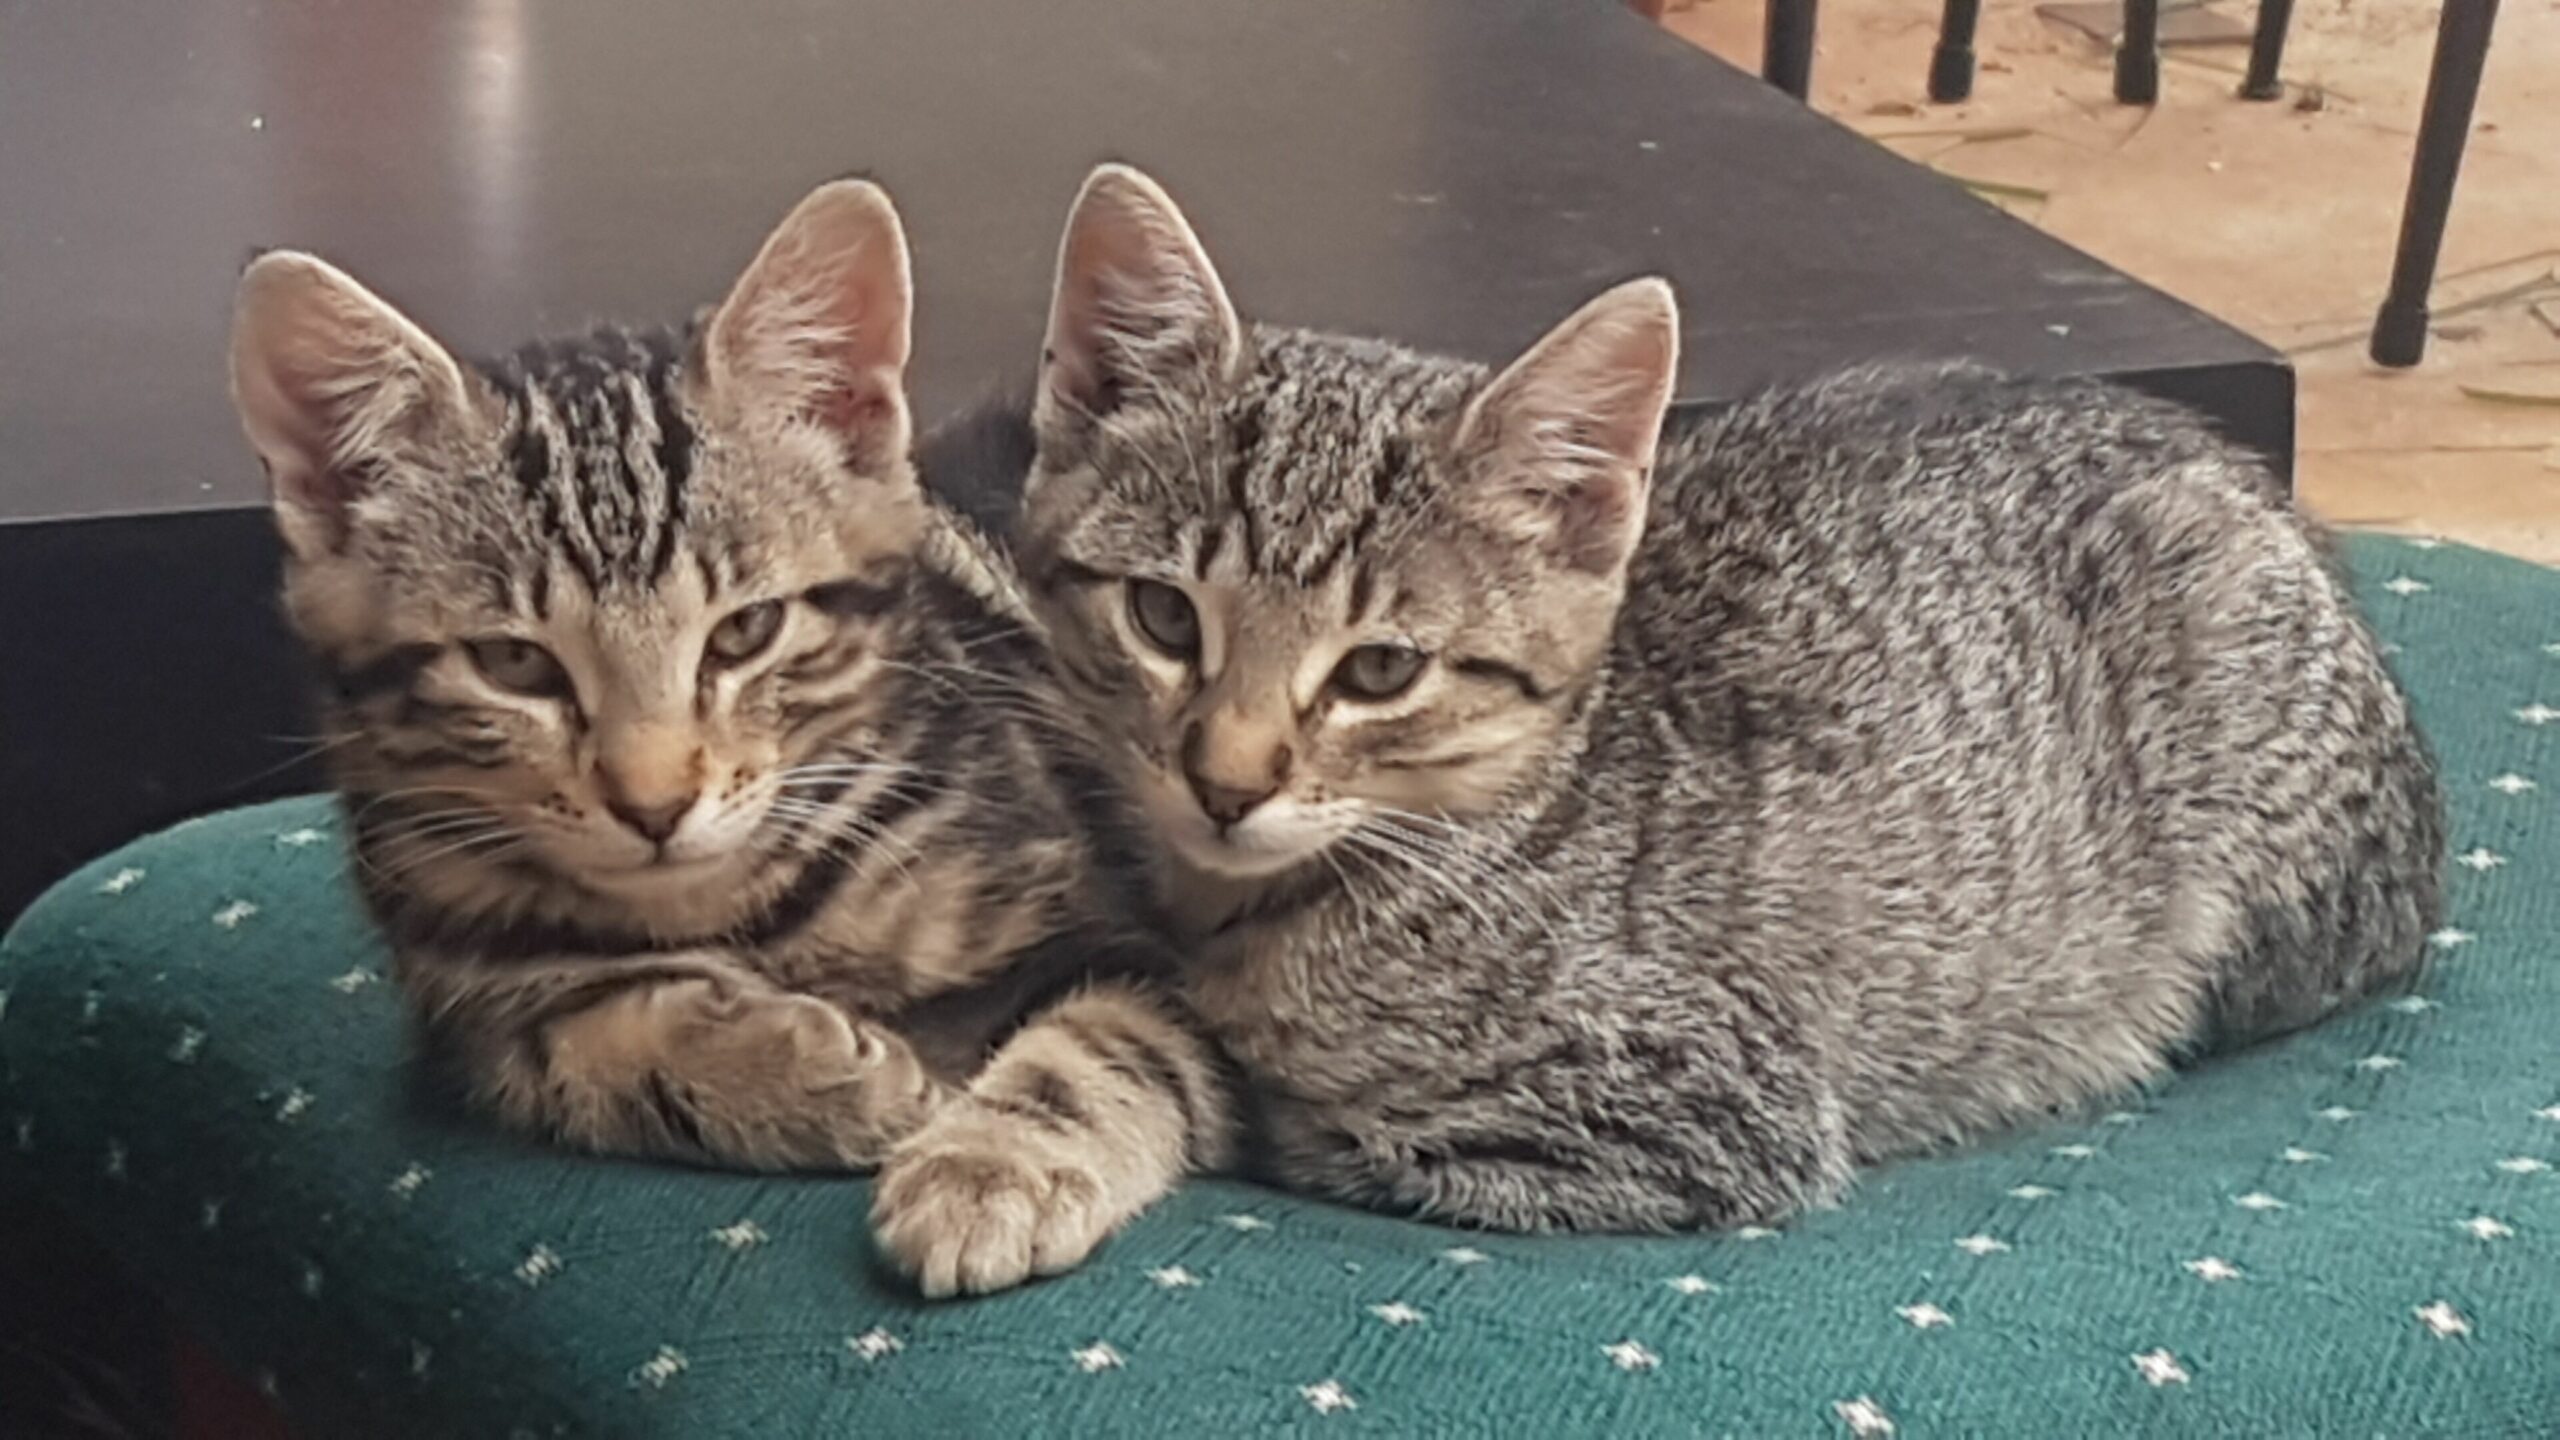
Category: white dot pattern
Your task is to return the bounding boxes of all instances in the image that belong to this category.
[0,536,2551,1434]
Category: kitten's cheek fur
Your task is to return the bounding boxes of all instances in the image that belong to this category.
[657,791,773,865]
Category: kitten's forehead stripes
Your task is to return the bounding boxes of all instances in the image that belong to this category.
[495,329,697,595]
[1175,339,1467,591]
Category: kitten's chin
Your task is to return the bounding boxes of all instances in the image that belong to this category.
[1162,831,1331,882]
[566,850,756,906]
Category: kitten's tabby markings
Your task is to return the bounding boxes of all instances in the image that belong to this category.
[229,179,1228,1295]
[1014,166,2442,1233]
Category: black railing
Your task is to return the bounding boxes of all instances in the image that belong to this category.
[1731,0,2506,369]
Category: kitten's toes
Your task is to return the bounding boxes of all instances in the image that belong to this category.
[1025,1167,1110,1276]
[871,1115,1112,1298]
[872,1147,1041,1297]
[748,1000,942,1159]
[731,994,871,1080]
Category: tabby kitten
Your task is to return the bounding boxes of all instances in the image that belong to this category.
[228,180,1227,1294]
[1010,165,2442,1231]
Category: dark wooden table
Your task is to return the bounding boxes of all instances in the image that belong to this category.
[0,0,2289,920]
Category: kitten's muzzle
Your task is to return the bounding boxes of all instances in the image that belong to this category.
[594,720,709,847]
[604,792,696,845]
[1181,717,1292,829]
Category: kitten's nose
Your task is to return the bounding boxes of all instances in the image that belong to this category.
[1182,719,1291,829]
[1187,774,1278,828]
[605,792,696,845]
[595,722,704,847]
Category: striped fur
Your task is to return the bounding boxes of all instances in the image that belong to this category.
[1012,167,2440,1233]
[229,181,1229,1295]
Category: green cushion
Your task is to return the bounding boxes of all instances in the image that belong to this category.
[4,534,2555,1437]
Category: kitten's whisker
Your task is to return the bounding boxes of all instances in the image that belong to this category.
[878,661,1091,744]
[1356,811,1560,947]
[1315,846,1380,954]
[1371,805,1470,839]
[374,825,522,884]
[354,806,510,860]
[886,656,1080,711]
[1368,810,1565,950]
[775,767,918,791]
[347,784,506,821]
[384,813,513,847]
[234,730,365,787]
[1341,828,1508,941]
[764,793,930,887]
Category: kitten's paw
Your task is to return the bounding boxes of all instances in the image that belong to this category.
[723,992,869,1077]
[809,1021,946,1165]
[870,1108,1114,1298]
[696,994,943,1166]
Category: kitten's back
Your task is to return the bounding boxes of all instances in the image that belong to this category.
[1615,364,2438,1153]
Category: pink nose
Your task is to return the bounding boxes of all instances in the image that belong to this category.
[604,792,695,844]
[1188,774,1277,828]
[1180,721,1293,830]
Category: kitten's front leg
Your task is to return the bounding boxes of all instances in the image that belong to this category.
[436,956,950,1170]
[871,980,1231,1297]
[1254,1035,1852,1234]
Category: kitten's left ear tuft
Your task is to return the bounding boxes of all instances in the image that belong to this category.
[1037,164,1241,439]
[229,250,487,561]
[1452,278,1679,576]
[702,179,915,477]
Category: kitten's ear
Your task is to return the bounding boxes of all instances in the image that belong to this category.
[1450,278,1679,576]
[700,179,914,477]
[1037,164,1241,442]
[229,251,490,561]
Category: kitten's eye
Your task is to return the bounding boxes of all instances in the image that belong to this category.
[706,600,786,665]
[1126,580,1201,661]
[465,637,570,697]
[1331,643,1429,701]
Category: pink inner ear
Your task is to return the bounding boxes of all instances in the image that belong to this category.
[266,453,364,553]
[1550,468,1643,574]
[1043,174,1238,425]
[814,377,894,438]
[702,183,915,460]
[797,358,910,476]
[243,329,382,542]
[290,458,361,514]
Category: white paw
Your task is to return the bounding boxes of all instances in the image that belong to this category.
[870,1110,1117,1298]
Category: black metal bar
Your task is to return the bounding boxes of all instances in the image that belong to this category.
[2115,0,2160,104]
[2241,0,2295,99]
[2372,0,2503,367]
[1764,0,1817,101]
[1930,0,1983,103]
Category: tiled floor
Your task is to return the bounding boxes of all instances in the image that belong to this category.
[1660,0,2560,562]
